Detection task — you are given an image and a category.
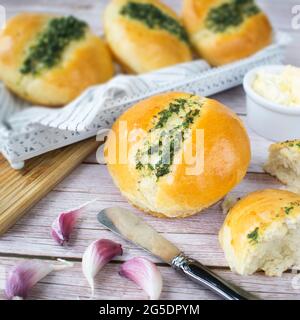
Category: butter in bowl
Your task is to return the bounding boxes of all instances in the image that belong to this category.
[243,65,300,141]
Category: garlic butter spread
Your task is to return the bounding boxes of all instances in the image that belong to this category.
[252,66,300,107]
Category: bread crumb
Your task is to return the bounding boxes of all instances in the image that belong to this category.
[221,194,240,215]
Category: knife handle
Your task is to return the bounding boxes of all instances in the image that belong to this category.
[171,253,259,300]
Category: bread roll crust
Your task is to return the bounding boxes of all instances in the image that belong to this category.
[182,0,273,66]
[104,0,192,74]
[0,13,114,106]
[105,92,251,218]
[219,189,300,275]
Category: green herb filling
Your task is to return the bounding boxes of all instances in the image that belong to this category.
[20,16,87,75]
[247,227,259,244]
[120,2,189,44]
[205,0,260,33]
[135,95,203,180]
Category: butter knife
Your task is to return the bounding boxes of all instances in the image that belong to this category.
[97,207,258,300]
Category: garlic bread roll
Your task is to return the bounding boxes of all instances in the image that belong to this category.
[105,92,251,218]
[104,0,193,74]
[264,140,300,193]
[0,13,114,106]
[219,189,300,276]
[182,0,273,66]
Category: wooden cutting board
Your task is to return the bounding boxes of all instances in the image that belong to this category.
[0,138,100,235]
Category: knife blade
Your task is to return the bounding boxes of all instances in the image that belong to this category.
[97,206,180,264]
[97,207,258,300]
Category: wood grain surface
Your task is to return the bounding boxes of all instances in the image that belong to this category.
[0,0,299,300]
[0,138,99,235]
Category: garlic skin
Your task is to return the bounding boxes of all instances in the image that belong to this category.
[119,257,163,300]
[5,259,73,300]
[51,200,95,245]
[82,239,123,296]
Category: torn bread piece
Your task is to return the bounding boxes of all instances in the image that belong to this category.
[264,140,300,193]
[219,189,300,276]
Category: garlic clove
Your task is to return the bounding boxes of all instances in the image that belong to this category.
[51,200,96,245]
[119,257,163,300]
[5,259,73,300]
[82,239,123,296]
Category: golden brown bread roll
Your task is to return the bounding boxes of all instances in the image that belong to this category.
[219,189,300,276]
[0,13,114,106]
[182,0,273,66]
[105,92,251,218]
[104,0,193,74]
[264,140,300,193]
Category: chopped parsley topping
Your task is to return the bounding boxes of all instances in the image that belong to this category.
[283,201,300,215]
[153,98,187,129]
[247,227,259,244]
[205,0,260,33]
[284,206,294,215]
[135,95,203,179]
[120,2,189,44]
[20,16,87,75]
[182,109,200,129]
[136,161,143,170]
[286,140,300,149]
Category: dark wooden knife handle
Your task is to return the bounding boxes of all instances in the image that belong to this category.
[171,253,259,300]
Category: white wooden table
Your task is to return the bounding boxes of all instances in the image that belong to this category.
[0,0,300,300]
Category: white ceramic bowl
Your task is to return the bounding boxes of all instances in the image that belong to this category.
[243,65,300,141]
